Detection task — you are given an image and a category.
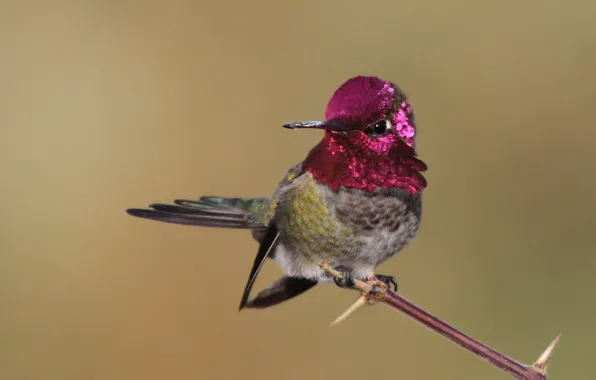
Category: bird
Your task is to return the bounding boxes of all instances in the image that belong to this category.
[127,75,427,311]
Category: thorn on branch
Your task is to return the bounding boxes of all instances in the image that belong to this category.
[318,262,561,380]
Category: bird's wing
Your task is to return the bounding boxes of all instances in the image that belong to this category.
[126,162,305,231]
[126,196,273,230]
[237,162,310,309]
[238,223,280,310]
[127,162,311,309]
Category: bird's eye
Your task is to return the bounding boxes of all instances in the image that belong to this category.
[366,119,393,136]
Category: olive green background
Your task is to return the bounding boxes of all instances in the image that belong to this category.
[1,1,595,379]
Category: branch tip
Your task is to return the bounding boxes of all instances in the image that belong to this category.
[319,261,561,380]
[531,333,562,375]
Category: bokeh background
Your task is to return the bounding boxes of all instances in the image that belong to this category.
[2,1,595,379]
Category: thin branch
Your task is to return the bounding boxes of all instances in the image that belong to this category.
[319,263,561,380]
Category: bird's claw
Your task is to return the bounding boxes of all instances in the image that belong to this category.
[373,274,398,292]
[318,264,399,326]
[331,265,355,289]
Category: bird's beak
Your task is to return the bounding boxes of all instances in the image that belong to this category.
[282,121,350,132]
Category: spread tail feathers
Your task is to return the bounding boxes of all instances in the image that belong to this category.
[244,276,318,309]
[128,196,313,309]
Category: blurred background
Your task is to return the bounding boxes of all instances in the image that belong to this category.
[1,1,595,379]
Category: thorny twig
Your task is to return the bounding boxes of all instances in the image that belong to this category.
[319,263,561,380]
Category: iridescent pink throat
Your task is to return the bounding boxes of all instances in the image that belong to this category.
[302,132,428,195]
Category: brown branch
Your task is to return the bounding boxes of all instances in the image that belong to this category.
[319,263,561,380]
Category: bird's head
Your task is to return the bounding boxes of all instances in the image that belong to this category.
[284,76,427,194]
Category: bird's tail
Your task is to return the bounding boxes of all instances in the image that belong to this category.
[128,196,318,309]
[126,196,270,230]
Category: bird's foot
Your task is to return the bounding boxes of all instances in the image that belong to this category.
[369,274,398,293]
[331,265,356,289]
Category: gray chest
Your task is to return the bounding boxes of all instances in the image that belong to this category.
[331,187,422,265]
[273,173,422,279]
[333,188,422,234]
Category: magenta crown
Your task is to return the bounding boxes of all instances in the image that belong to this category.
[325,75,417,147]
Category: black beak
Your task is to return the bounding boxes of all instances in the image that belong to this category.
[282,120,350,132]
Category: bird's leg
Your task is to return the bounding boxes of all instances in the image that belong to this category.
[369,273,398,292]
[331,265,355,289]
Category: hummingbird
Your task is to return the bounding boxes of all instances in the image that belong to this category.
[127,75,427,310]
